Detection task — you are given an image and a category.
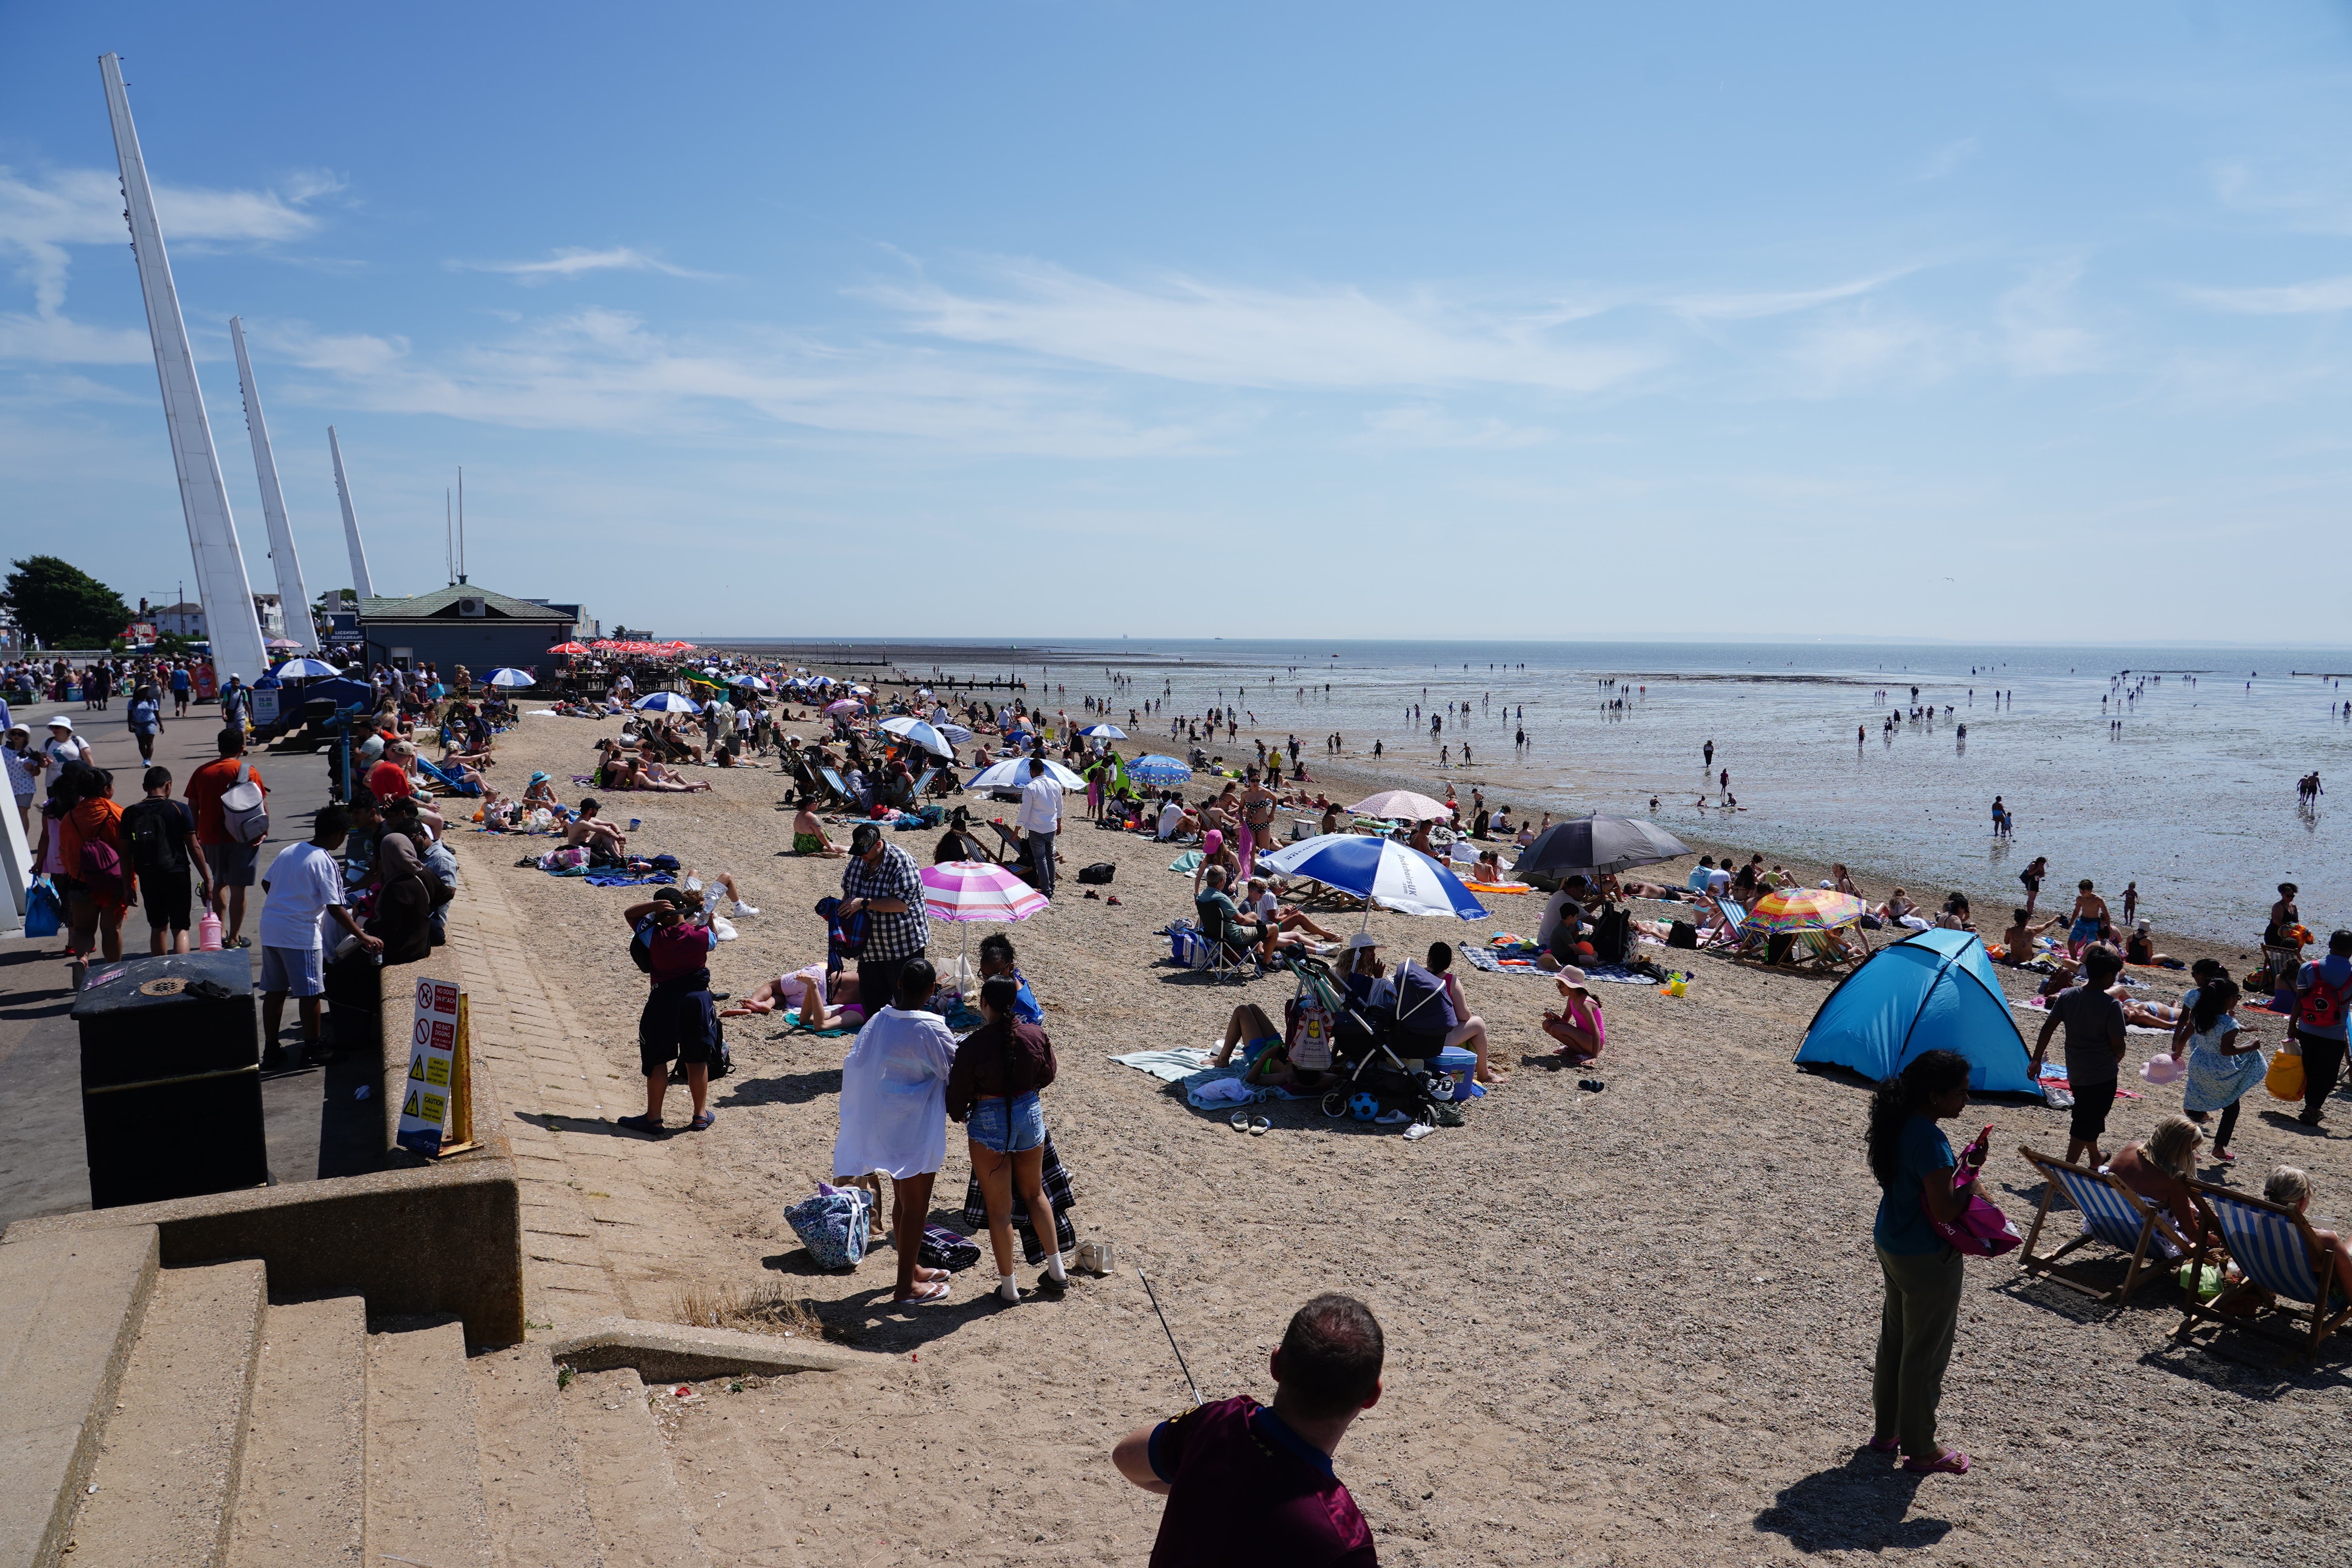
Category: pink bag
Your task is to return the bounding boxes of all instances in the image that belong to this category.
[1924,1167,2021,1258]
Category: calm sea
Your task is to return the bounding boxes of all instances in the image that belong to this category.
[838,637,2352,945]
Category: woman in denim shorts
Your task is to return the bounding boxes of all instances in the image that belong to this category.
[946,976,1066,1302]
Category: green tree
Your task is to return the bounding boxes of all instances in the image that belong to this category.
[3,556,134,649]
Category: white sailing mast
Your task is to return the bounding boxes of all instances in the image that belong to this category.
[230,316,321,653]
[98,52,269,683]
[328,426,376,599]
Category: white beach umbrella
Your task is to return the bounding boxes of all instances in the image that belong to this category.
[880,715,955,757]
[966,757,1085,792]
[484,667,536,687]
[274,657,341,679]
[634,691,703,713]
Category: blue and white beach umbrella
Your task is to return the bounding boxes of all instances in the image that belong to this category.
[1078,723,1127,740]
[273,657,341,679]
[1126,753,1192,788]
[879,715,955,757]
[937,722,975,744]
[484,667,536,687]
[633,691,703,714]
[966,757,1086,792]
[1257,833,1489,922]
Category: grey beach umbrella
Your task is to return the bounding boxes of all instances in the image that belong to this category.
[1513,816,1690,878]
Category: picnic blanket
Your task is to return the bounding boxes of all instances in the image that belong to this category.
[582,869,677,888]
[775,1020,858,1039]
[1459,945,1659,984]
[1111,1047,1216,1082]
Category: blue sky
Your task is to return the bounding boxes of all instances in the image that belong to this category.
[5,3,2352,643]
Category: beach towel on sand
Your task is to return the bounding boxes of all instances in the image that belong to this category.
[1167,850,1204,874]
[2012,994,2169,1035]
[1111,1047,1216,1082]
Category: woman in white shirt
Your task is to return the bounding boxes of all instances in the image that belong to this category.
[832,958,960,1304]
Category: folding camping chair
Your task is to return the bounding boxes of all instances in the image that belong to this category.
[985,819,1038,882]
[2016,1147,2200,1305]
[1192,894,1266,982]
[817,767,861,811]
[2176,1178,2352,1360]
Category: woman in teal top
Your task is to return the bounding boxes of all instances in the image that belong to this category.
[1865,1049,1980,1476]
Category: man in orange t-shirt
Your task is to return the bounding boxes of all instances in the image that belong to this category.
[185,725,267,948]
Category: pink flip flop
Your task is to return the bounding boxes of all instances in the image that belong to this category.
[1901,1450,1970,1475]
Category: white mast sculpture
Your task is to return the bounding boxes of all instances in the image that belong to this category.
[328,427,376,599]
[99,52,269,684]
[230,316,321,653]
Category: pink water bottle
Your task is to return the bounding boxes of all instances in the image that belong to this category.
[198,910,223,951]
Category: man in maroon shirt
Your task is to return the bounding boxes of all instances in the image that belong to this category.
[1112,1294,1382,1566]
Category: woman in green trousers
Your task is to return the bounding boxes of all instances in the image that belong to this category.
[1866,1049,1978,1475]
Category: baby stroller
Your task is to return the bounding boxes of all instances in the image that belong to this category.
[1285,955,1455,1122]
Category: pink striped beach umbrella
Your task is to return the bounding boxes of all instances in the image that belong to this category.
[920,860,1048,972]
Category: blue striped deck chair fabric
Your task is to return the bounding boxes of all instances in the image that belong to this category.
[2178,1179,2352,1359]
[414,757,482,797]
[2016,1147,2186,1304]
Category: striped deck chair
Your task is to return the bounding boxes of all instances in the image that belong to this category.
[413,757,481,797]
[2176,1179,2352,1359]
[2016,1147,2195,1304]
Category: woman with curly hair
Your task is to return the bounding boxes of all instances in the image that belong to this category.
[1865,1048,1980,1476]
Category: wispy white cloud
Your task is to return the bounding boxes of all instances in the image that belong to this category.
[0,312,155,365]
[1357,405,1551,450]
[249,309,1213,457]
[0,163,336,371]
[1668,270,1913,324]
[450,246,716,282]
[860,261,1662,392]
[1911,135,1980,183]
[2179,275,2352,314]
[1780,305,1953,397]
[1996,262,2101,376]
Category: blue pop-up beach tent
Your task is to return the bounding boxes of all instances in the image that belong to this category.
[1794,927,2034,1093]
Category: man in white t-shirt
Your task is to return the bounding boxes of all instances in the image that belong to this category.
[1157,796,1189,841]
[1015,756,1063,897]
[256,804,379,1065]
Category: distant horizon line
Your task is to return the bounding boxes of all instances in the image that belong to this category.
[678,633,2352,654]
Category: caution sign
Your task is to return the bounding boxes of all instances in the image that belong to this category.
[396,979,463,1157]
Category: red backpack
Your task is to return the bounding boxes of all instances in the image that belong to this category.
[2299,966,2352,1033]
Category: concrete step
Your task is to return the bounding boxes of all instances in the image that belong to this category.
[223,1295,368,1568]
[68,1259,268,1568]
[0,1225,160,1568]
[561,1369,712,1567]
[363,1316,492,1568]
[467,1345,601,1568]
[664,1386,802,1568]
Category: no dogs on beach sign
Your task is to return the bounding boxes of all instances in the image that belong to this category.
[397,978,474,1157]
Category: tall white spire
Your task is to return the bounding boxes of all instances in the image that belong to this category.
[230,316,320,653]
[328,426,376,599]
[98,52,269,683]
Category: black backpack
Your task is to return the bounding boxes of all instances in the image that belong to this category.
[1077,862,1115,885]
[125,802,178,875]
[1588,904,1633,966]
[628,918,657,974]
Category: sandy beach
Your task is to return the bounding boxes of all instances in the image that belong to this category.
[450,701,2347,1567]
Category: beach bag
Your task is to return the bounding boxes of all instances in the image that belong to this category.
[1289,997,1335,1072]
[220,764,269,845]
[24,878,62,938]
[1666,920,1698,949]
[1077,861,1115,885]
[2267,1052,2306,1102]
[1168,921,1210,969]
[917,1225,983,1272]
[1922,1168,2022,1258]
[784,1183,873,1270]
[78,837,125,906]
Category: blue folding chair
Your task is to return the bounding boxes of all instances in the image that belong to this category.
[414,757,482,797]
[2179,1180,2352,1359]
[2017,1147,2195,1305]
